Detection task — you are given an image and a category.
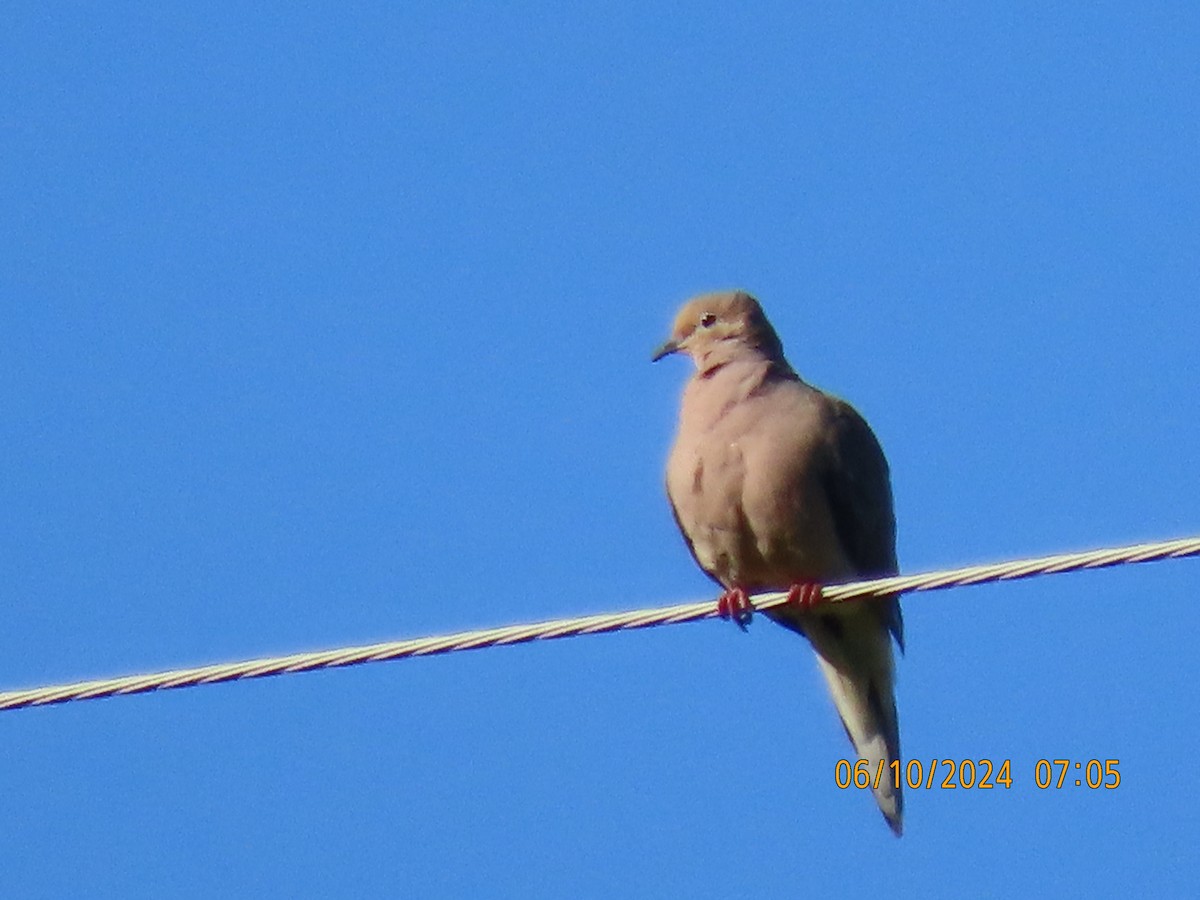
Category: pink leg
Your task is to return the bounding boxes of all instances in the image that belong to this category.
[785,582,824,609]
[716,587,753,630]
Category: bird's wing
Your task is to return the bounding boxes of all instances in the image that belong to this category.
[819,396,904,652]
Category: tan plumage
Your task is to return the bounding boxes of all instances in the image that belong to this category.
[655,290,905,835]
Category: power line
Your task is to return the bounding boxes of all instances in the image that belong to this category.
[2,535,1197,713]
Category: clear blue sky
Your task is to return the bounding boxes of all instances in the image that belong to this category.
[3,4,1198,897]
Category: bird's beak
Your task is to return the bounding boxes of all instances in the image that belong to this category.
[651,338,680,362]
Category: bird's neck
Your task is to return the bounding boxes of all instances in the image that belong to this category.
[697,352,798,386]
[686,356,801,426]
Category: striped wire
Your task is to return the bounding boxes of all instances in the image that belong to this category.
[2,535,1197,713]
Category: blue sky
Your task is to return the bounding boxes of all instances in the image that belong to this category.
[3,3,1199,897]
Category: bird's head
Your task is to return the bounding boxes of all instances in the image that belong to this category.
[652,290,786,373]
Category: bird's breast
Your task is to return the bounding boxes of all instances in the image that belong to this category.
[667,382,848,588]
[667,427,751,585]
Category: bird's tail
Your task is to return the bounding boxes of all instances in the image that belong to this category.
[783,602,904,835]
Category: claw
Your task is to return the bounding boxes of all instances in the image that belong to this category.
[716,587,753,631]
[784,582,824,609]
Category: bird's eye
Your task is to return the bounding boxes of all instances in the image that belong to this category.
[700,313,717,328]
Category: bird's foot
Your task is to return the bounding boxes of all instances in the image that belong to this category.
[716,587,753,631]
[784,582,824,609]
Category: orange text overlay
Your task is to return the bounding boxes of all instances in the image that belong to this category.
[834,758,1122,791]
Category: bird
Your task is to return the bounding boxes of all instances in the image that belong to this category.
[654,289,905,835]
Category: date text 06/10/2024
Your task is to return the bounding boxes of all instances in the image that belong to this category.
[834,759,1122,791]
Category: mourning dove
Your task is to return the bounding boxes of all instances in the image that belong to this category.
[654,290,905,835]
